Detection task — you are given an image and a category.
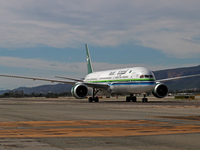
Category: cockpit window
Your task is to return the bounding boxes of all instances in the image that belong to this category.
[140,75,154,78]
[149,75,153,78]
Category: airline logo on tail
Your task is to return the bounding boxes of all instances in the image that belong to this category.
[85,44,94,74]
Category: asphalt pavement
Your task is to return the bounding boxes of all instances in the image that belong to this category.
[0,96,200,150]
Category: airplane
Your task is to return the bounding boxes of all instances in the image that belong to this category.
[0,44,200,103]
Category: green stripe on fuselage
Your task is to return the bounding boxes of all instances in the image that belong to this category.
[86,78,155,83]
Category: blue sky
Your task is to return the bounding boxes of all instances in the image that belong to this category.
[0,0,200,90]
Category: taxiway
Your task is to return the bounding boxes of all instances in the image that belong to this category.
[0,96,200,150]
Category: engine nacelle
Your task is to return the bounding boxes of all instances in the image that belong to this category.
[71,83,88,99]
[152,83,168,98]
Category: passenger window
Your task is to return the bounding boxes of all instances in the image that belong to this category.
[140,75,144,78]
[145,75,149,78]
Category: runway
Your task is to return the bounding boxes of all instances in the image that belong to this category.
[0,97,200,149]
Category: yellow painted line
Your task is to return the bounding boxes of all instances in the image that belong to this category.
[0,120,199,138]
[0,125,200,138]
[0,120,166,128]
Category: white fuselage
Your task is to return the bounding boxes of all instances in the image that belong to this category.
[84,67,156,94]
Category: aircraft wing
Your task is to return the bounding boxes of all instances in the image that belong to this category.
[54,76,109,88]
[157,74,200,82]
[54,76,84,82]
[83,82,110,89]
[0,74,77,85]
[0,74,110,89]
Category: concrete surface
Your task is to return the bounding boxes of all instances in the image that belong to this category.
[0,96,200,150]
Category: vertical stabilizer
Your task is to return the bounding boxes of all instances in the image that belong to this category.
[85,44,94,74]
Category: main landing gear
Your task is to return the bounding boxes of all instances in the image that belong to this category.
[88,88,100,103]
[126,94,137,102]
[126,94,148,103]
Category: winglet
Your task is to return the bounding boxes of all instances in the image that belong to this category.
[85,44,94,74]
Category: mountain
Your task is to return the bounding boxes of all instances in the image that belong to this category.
[0,65,199,95]
[153,65,200,90]
[17,84,73,94]
[0,84,73,95]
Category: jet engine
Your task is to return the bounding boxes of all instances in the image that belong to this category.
[71,83,88,99]
[152,83,168,98]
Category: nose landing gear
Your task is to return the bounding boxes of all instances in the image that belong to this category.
[142,94,148,103]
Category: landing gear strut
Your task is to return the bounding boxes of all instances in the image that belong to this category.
[88,88,99,103]
[142,94,148,103]
[126,94,137,102]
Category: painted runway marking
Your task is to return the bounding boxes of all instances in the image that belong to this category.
[0,119,200,138]
[0,120,165,128]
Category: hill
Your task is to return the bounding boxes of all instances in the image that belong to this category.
[153,65,200,90]
[0,84,73,95]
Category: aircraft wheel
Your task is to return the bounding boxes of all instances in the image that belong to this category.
[132,97,137,102]
[89,97,93,103]
[94,97,99,103]
[142,98,148,103]
[126,97,131,102]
